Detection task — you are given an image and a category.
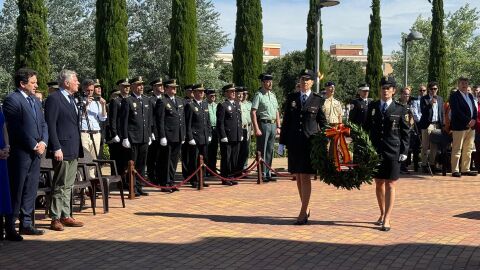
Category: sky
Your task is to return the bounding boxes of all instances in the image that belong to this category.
[213,0,480,55]
[1,0,478,55]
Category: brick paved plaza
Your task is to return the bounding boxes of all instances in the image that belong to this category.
[0,158,479,269]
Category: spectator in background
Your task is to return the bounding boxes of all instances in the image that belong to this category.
[348,83,371,128]
[472,85,480,171]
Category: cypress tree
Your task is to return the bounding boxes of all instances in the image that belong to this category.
[365,0,383,99]
[232,0,263,95]
[169,0,197,89]
[15,0,50,94]
[305,1,327,85]
[96,0,129,100]
[428,0,447,98]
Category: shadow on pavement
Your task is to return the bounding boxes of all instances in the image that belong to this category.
[454,211,480,220]
[0,237,478,269]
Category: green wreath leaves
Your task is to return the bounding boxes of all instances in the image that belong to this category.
[311,123,380,190]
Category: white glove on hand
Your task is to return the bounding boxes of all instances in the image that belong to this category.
[208,136,212,142]
[399,154,407,162]
[220,137,228,143]
[113,135,120,143]
[148,137,152,145]
[151,133,156,141]
[122,139,131,149]
[160,137,167,146]
[240,136,244,141]
[181,141,185,144]
[188,139,196,145]
[277,144,285,156]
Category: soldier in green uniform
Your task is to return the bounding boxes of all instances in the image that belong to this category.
[251,74,281,181]
[236,87,252,171]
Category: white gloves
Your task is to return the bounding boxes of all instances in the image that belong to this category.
[188,139,196,145]
[113,135,120,143]
[151,133,156,141]
[208,136,212,142]
[122,139,131,149]
[277,144,285,156]
[160,137,167,146]
[181,141,185,144]
[220,137,228,143]
[240,136,244,142]
[399,154,407,162]
[148,137,152,145]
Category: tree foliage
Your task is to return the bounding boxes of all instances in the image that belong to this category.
[428,0,448,98]
[232,0,263,96]
[15,0,51,93]
[391,4,480,96]
[365,0,383,100]
[305,0,316,71]
[96,0,129,99]
[0,0,19,99]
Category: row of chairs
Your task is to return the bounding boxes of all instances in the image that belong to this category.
[34,149,126,225]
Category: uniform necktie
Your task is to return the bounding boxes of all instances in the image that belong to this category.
[381,102,387,115]
[301,94,307,107]
[27,96,37,118]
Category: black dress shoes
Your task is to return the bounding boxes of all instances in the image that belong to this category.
[20,226,45,236]
[380,225,391,232]
[452,172,462,177]
[139,191,149,196]
[222,180,233,186]
[5,231,23,241]
[171,187,180,192]
[293,216,309,225]
[230,180,238,185]
[461,171,478,176]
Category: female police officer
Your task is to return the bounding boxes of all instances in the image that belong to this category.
[365,77,410,231]
[279,69,327,225]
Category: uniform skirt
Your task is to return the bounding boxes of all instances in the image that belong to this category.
[287,134,316,174]
[375,154,400,180]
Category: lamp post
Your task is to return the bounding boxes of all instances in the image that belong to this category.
[403,30,423,88]
[315,0,339,93]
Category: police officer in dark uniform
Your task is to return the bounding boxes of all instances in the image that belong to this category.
[120,76,153,197]
[217,83,242,185]
[156,79,185,192]
[146,78,164,184]
[365,76,410,232]
[182,84,195,179]
[348,83,372,128]
[185,84,212,188]
[279,69,327,225]
[106,79,130,187]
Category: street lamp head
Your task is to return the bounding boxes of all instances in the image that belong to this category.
[317,0,340,8]
[406,30,423,42]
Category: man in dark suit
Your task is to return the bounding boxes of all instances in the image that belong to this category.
[45,69,85,231]
[155,79,185,192]
[106,79,130,186]
[418,81,444,173]
[146,78,164,184]
[217,83,242,185]
[120,76,153,196]
[185,84,211,188]
[348,83,372,128]
[3,68,48,241]
[449,77,478,177]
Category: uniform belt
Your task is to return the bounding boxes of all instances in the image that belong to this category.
[242,124,251,129]
[81,130,100,134]
[259,119,275,124]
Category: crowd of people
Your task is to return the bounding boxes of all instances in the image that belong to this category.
[0,66,478,241]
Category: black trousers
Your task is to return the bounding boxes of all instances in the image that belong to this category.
[220,141,240,177]
[207,127,219,172]
[187,144,208,183]
[181,143,190,178]
[238,129,250,171]
[147,140,160,183]
[159,142,182,186]
[109,142,129,183]
[129,143,149,192]
[6,150,40,231]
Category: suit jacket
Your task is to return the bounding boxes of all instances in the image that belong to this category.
[3,89,48,155]
[279,92,327,146]
[120,94,153,144]
[365,100,410,161]
[107,96,123,141]
[449,90,478,131]
[216,100,242,142]
[185,100,211,145]
[418,95,444,130]
[155,95,186,143]
[348,97,372,127]
[149,94,163,139]
[44,90,83,160]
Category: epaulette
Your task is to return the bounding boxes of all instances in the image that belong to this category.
[394,100,406,107]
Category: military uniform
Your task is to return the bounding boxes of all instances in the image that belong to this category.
[181,85,194,179]
[280,91,327,174]
[217,86,243,179]
[349,97,372,127]
[146,79,164,184]
[155,84,186,188]
[206,90,218,173]
[185,95,211,186]
[322,96,343,125]
[120,88,153,194]
[365,100,410,180]
[238,89,252,171]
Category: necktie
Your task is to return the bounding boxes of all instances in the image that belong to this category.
[381,102,387,115]
[301,94,307,107]
[68,95,77,113]
[27,97,37,118]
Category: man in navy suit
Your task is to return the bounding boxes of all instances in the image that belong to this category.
[45,69,85,231]
[449,77,478,177]
[3,68,49,241]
